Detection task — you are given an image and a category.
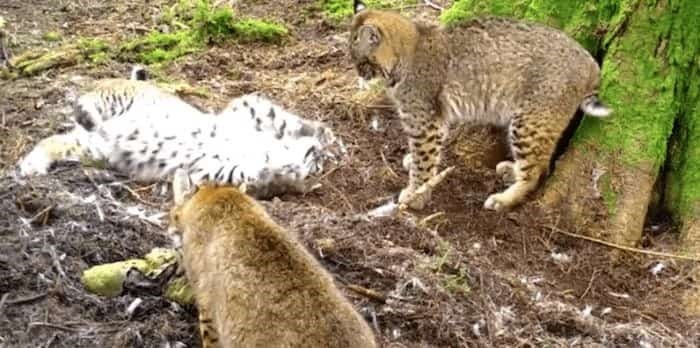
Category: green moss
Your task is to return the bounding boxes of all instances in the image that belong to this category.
[191,1,237,42]
[164,276,195,305]
[423,241,471,296]
[121,30,200,64]
[439,0,637,55]
[663,0,700,224]
[77,38,109,53]
[574,4,676,167]
[81,248,178,298]
[81,259,149,297]
[321,0,417,22]
[231,19,289,44]
[440,267,471,296]
[77,38,111,64]
[187,0,288,44]
[42,31,62,42]
[121,1,288,64]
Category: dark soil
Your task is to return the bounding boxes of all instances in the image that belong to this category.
[1,1,699,347]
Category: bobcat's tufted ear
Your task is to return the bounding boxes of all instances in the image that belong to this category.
[172,168,196,205]
[354,0,367,13]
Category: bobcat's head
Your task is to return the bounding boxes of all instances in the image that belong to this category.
[349,0,418,86]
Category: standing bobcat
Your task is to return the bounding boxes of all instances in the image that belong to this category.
[168,169,377,348]
[349,0,611,211]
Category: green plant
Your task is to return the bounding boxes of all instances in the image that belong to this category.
[121,0,289,64]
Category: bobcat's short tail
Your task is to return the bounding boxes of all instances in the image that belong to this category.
[580,94,612,117]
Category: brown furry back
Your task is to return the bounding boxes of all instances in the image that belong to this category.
[170,185,378,348]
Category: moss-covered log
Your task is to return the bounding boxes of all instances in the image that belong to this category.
[81,248,194,305]
[442,0,700,249]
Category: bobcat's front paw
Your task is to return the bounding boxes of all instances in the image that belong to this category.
[18,149,52,177]
[484,192,514,212]
[398,185,431,210]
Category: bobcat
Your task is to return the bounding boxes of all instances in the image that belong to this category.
[17,66,337,199]
[349,0,612,211]
[168,169,378,348]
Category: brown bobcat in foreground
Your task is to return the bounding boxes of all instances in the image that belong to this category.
[168,169,377,348]
[349,0,612,211]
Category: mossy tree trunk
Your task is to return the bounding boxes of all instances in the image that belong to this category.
[441,0,700,250]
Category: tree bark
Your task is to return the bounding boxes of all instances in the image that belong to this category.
[442,0,700,249]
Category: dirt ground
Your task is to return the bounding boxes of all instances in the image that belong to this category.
[1,1,699,347]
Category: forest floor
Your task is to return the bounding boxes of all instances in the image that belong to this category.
[1,0,699,347]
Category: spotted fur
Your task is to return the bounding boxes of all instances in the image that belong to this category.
[18,70,338,199]
[350,1,612,211]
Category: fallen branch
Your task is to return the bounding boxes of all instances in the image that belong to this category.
[9,46,81,76]
[81,248,194,305]
[549,225,700,262]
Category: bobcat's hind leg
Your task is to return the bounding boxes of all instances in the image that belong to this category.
[484,160,546,211]
[484,111,563,211]
[18,127,107,176]
[19,132,84,176]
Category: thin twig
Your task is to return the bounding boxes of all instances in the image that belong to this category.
[28,322,80,333]
[379,151,400,179]
[125,188,157,206]
[115,182,159,207]
[579,270,598,300]
[346,284,387,303]
[419,211,445,227]
[0,293,8,314]
[423,0,444,11]
[5,291,47,305]
[28,205,54,224]
[48,246,67,279]
[549,225,700,262]
[318,164,341,181]
[134,183,157,193]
